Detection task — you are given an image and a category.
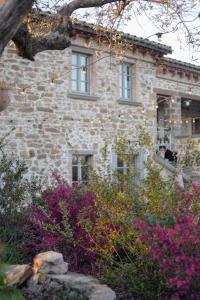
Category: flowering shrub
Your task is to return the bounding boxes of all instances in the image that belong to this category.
[139,213,200,299]
[181,182,200,216]
[25,180,98,272]
[24,167,200,299]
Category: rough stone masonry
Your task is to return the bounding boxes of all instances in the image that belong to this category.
[0,24,200,183]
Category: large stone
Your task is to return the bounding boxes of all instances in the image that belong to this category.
[39,262,68,275]
[27,273,48,286]
[90,283,116,300]
[4,264,33,287]
[47,273,116,300]
[48,272,98,286]
[34,251,68,274]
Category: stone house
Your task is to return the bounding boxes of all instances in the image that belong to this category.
[0,22,200,183]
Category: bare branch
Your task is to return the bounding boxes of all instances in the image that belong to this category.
[58,0,121,17]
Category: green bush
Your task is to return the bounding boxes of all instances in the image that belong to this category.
[0,245,25,300]
[102,259,167,300]
[0,132,41,263]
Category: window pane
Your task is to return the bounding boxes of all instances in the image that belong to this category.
[119,65,123,98]
[117,168,125,175]
[72,54,78,66]
[72,155,92,183]
[117,158,124,168]
[85,155,91,164]
[72,80,77,92]
[80,55,87,66]
[72,166,78,182]
[72,69,77,81]
[80,71,87,81]
[80,81,87,93]
[72,52,89,94]
[82,166,89,181]
[120,63,132,100]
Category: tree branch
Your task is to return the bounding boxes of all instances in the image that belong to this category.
[0,0,176,59]
[12,22,71,60]
[0,0,35,56]
[59,0,121,17]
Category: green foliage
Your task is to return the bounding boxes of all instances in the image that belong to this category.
[0,289,25,300]
[102,260,167,300]
[0,153,27,222]
[0,132,41,264]
[0,246,25,300]
[178,137,200,168]
[143,160,179,219]
[56,288,90,300]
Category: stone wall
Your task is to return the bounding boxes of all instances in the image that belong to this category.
[0,35,200,182]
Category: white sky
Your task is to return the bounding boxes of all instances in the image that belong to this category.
[124,11,199,64]
[76,3,199,65]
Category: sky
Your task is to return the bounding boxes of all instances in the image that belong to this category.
[123,8,199,64]
[75,2,199,65]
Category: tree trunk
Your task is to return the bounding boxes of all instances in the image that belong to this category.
[0,0,34,56]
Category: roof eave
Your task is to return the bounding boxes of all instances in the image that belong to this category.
[73,23,172,56]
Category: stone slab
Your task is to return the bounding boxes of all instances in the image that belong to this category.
[5,264,33,287]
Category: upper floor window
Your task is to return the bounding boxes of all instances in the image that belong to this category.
[119,63,132,100]
[72,155,92,183]
[72,52,89,94]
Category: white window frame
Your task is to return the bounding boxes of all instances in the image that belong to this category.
[72,154,92,183]
[112,150,141,177]
[72,52,90,94]
[116,157,128,175]
[119,63,132,100]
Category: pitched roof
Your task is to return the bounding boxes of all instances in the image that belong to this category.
[74,22,172,56]
[74,22,200,74]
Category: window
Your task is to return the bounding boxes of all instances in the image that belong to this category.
[116,157,128,175]
[120,63,132,100]
[72,155,92,183]
[72,52,89,94]
[113,153,139,177]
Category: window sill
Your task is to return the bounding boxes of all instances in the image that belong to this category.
[117,99,142,106]
[68,93,99,101]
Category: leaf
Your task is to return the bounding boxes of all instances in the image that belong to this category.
[0,288,25,300]
[0,273,5,287]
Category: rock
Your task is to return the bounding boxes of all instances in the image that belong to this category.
[34,251,64,266]
[38,262,68,274]
[90,283,116,300]
[34,251,68,274]
[46,262,68,274]
[47,273,116,300]
[4,264,33,287]
[27,273,48,286]
[48,272,98,286]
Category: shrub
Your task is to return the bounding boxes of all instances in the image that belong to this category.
[25,179,98,272]
[139,213,200,299]
[102,259,167,300]
[0,244,25,300]
[0,133,40,263]
[23,134,200,299]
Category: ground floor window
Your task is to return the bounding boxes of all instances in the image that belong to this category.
[116,157,128,175]
[72,155,92,183]
[115,154,139,176]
